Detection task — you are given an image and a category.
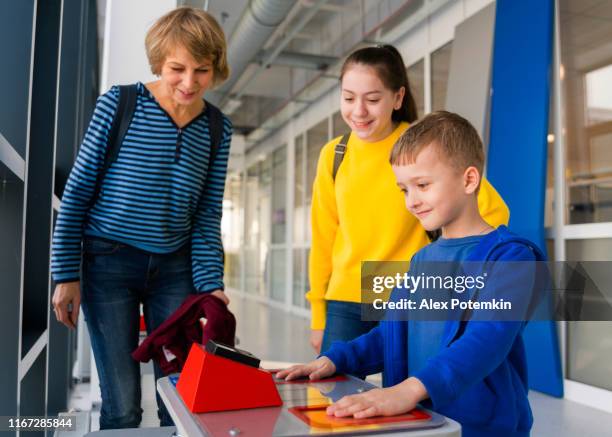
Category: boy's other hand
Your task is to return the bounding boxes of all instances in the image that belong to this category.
[310,329,324,353]
[326,377,428,418]
[275,356,336,381]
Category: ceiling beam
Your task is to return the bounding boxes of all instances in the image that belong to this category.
[254,50,339,70]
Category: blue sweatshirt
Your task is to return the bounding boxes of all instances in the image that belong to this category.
[51,83,232,292]
[323,226,546,437]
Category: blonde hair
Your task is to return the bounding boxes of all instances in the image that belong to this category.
[145,7,230,86]
[390,110,485,178]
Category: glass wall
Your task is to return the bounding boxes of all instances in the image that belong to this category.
[559,0,612,395]
[545,105,555,228]
[259,157,272,298]
[244,164,261,295]
[561,0,612,224]
[270,146,287,302]
[271,146,287,245]
[431,41,453,112]
[306,120,329,242]
[292,247,308,308]
[243,159,272,297]
[565,64,612,224]
[293,134,306,243]
[566,239,612,391]
[223,175,243,290]
[289,119,329,309]
[269,248,286,303]
[293,133,308,309]
[407,59,425,119]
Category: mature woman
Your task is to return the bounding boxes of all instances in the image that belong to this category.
[50,7,232,429]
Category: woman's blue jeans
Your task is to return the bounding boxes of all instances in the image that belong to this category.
[321,300,379,360]
[80,236,195,430]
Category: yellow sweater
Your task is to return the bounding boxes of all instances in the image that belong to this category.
[306,122,509,329]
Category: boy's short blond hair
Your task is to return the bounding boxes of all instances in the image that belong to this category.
[390,111,485,177]
[145,7,230,86]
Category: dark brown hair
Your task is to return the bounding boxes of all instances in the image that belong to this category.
[389,110,485,177]
[340,45,418,123]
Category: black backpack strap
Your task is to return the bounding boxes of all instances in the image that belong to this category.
[205,99,223,171]
[92,84,138,203]
[203,99,225,265]
[332,133,350,181]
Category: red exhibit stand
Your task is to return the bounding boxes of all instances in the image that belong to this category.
[176,343,283,413]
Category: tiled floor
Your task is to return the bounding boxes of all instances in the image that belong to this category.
[71,292,612,436]
[529,391,612,436]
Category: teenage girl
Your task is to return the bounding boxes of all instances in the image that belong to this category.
[307,45,509,354]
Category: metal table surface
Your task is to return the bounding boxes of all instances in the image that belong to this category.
[157,366,461,437]
[84,426,176,436]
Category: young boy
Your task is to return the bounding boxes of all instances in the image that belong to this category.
[277,111,544,437]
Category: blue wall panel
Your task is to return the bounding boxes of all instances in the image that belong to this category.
[0,1,34,158]
[488,0,563,396]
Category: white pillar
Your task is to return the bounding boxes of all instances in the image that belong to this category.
[100,0,177,92]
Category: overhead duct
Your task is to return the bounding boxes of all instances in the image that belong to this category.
[214,0,297,101]
[245,0,455,152]
[254,50,339,71]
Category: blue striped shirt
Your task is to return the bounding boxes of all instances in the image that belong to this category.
[51,82,232,292]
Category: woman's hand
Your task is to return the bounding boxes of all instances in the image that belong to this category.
[211,289,230,305]
[326,377,428,418]
[275,356,336,381]
[310,329,324,354]
[52,281,81,329]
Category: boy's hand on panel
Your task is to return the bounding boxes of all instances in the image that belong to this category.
[326,377,428,419]
[275,356,336,381]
